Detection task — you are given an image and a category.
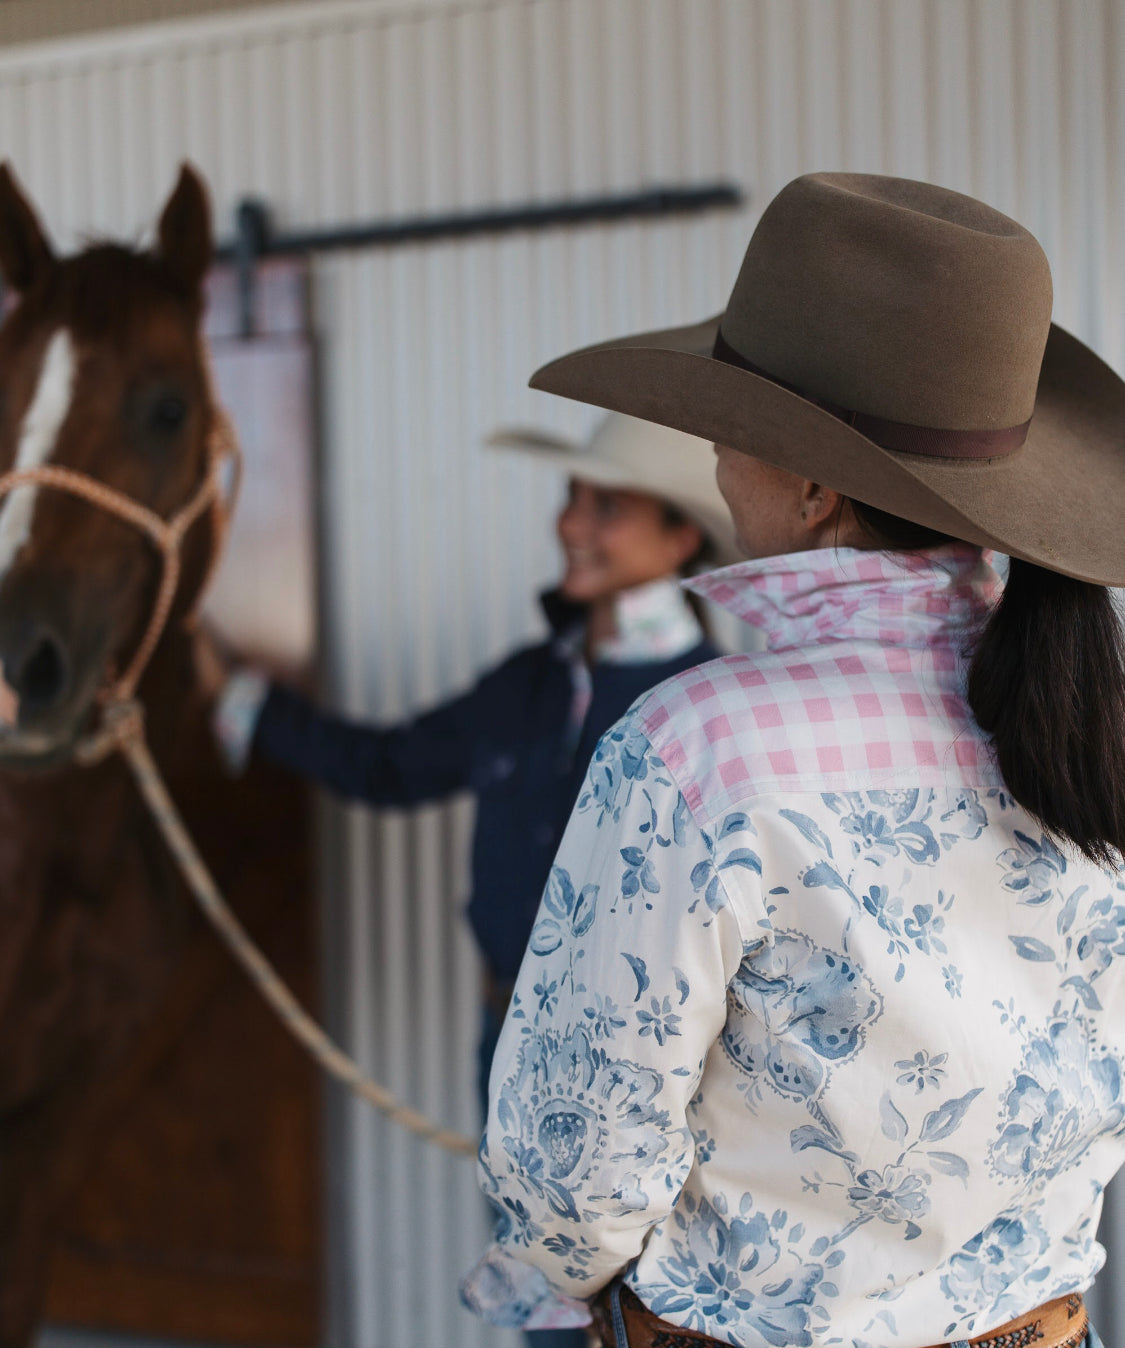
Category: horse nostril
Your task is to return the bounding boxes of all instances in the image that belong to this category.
[17,634,69,712]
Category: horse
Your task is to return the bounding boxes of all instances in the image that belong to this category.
[0,164,299,1348]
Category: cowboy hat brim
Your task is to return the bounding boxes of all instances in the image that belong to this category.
[529,315,1125,586]
[486,426,742,565]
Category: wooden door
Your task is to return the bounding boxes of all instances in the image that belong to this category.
[44,259,323,1347]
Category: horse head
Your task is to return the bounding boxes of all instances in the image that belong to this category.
[0,164,222,766]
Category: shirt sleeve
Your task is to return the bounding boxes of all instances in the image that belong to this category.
[477,707,764,1298]
[213,668,271,773]
[242,678,483,807]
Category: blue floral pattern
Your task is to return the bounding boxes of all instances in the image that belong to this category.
[939,1209,1052,1326]
[473,715,1125,1344]
[990,1014,1125,1188]
[721,930,883,1105]
[640,1192,835,1346]
[470,547,1125,1346]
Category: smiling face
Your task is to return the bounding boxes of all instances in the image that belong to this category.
[555,477,703,605]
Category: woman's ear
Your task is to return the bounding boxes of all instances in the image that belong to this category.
[799,482,845,529]
[800,481,868,548]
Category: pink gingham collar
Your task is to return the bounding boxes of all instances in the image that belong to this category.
[685,544,1003,651]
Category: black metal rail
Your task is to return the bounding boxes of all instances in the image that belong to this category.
[218,182,745,336]
[217,181,744,262]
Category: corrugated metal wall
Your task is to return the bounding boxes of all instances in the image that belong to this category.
[5,2,1124,1344]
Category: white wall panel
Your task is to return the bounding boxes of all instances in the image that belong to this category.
[7,1,1125,1344]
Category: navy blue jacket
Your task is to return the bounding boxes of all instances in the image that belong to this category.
[252,594,719,982]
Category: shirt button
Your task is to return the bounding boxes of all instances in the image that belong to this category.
[535,824,554,846]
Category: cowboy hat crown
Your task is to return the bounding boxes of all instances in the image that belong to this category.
[721,173,1052,433]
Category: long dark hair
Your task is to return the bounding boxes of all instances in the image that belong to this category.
[850,499,1125,866]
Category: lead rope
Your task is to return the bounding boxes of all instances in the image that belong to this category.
[77,699,477,1159]
[0,413,478,1160]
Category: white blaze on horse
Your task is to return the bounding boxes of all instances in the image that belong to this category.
[0,327,80,726]
[0,164,249,1348]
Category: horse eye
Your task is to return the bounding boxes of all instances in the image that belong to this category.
[151,393,187,432]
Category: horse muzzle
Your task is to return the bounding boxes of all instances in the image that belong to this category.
[0,628,68,720]
[0,614,102,766]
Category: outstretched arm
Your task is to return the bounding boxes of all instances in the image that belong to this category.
[214,670,482,807]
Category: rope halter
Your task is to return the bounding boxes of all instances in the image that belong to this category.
[0,407,241,761]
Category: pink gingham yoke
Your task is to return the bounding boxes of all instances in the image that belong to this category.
[639,544,1009,824]
[639,644,1003,823]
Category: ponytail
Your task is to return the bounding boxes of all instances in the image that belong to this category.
[849,498,1125,866]
[966,558,1125,866]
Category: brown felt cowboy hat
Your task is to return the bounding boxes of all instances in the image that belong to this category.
[487,411,740,565]
[529,173,1125,586]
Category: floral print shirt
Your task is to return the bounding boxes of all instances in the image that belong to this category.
[474,545,1125,1347]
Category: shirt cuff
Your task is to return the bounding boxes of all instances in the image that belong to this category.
[459,1245,592,1330]
[213,669,271,774]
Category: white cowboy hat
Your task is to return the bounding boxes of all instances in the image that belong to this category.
[488,411,740,566]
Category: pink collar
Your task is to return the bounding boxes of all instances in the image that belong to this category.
[685,544,1003,651]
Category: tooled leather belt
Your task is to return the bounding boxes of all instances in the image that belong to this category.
[591,1283,1088,1348]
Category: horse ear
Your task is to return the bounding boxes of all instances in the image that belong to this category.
[156,163,213,300]
[0,162,55,294]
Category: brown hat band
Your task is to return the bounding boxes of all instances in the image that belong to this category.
[712,328,1030,460]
